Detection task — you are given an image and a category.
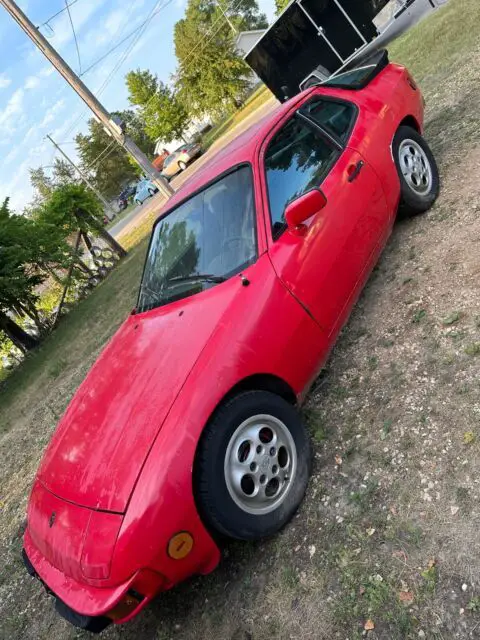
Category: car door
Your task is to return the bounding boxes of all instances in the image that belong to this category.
[261,96,389,338]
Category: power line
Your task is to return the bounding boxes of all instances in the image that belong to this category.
[37,0,80,29]
[84,139,117,171]
[62,0,169,141]
[65,0,82,74]
[79,0,175,78]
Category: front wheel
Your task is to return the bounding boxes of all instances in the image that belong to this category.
[393,126,440,215]
[134,199,141,206]
[195,391,311,540]
[148,188,155,197]
[178,160,187,171]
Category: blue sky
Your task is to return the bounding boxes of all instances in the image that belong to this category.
[0,0,276,212]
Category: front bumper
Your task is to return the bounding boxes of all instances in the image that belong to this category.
[23,530,153,631]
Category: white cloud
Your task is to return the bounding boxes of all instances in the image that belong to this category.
[39,99,66,128]
[0,73,11,89]
[39,66,55,78]
[0,89,25,134]
[24,76,40,90]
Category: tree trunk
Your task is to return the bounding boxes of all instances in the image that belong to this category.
[81,231,95,258]
[0,310,39,352]
[75,211,127,258]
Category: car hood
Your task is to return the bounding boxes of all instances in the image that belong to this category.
[38,282,239,512]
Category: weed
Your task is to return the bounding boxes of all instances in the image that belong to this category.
[465,343,480,356]
[463,431,476,444]
[421,565,438,594]
[402,276,413,285]
[281,565,299,589]
[408,246,416,260]
[368,355,378,371]
[349,480,379,511]
[412,309,427,323]
[442,311,462,325]
[381,419,393,440]
[467,596,480,612]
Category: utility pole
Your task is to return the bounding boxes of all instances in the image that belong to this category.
[46,134,114,215]
[0,0,174,199]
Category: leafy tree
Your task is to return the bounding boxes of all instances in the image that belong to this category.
[126,70,190,144]
[275,0,290,13]
[75,118,140,199]
[126,69,158,107]
[119,109,156,157]
[0,198,65,351]
[174,0,267,117]
[38,183,127,258]
[29,159,79,207]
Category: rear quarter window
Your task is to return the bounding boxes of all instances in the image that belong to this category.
[299,98,357,143]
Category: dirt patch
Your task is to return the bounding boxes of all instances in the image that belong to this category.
[1,1,480,639]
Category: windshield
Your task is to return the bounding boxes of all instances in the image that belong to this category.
[163,155,175,167]
[137,166,256,313]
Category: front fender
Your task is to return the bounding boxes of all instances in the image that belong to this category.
[109,255,328,587]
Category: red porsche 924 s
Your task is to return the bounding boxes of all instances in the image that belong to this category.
[22,54,439,632]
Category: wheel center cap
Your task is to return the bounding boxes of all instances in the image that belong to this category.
[260,455,270,471]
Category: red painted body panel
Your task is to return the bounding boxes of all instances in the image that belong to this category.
[24,63,426,624]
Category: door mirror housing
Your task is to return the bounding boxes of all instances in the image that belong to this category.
[284,189,327,229]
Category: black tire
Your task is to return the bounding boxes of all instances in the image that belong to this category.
[178,160,187,171]
[195,391,311,541]
[393,125,439,215]
[148,188,155,197]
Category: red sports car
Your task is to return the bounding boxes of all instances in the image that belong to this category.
[22,53,439,632]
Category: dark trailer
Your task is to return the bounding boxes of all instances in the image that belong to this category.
[244,0,390,101]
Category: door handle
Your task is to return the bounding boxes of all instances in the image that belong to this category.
[347,160,364,183]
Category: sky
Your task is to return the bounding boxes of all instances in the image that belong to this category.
[0,0,276,212]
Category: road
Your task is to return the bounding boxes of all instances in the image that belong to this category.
[111,0,445,241]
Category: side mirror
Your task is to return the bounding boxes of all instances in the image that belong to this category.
[285,189,327,229]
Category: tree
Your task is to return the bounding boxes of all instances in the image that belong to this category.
[38,183,127,258]
[126,70,190,143]
[119,109,156,158]
[275,0,290,13]
[75,118,140,199]
[0,197,69,351]
[174,0,268,117]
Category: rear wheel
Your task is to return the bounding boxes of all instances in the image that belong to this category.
[148,188,155,197]
[134,199,141,206]
[393,126,439,215]
[196,391,311,540]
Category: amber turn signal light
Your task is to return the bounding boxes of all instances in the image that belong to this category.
[167,532,194,559]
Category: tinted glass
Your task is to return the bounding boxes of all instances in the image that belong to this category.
[265,116,338,234]
[138,167,256,312]
[300,98,356,142]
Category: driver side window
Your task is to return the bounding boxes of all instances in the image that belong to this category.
[264,116,338,237]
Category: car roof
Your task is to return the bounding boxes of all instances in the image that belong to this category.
[157,89,314,215]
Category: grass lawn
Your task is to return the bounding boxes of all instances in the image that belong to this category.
[106,201,136,231]
[201,84,274,150]
[2,1,480,638]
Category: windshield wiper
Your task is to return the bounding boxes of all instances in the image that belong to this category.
[168,273,227,284]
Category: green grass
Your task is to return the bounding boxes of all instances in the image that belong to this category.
[0,239,149,427]
[388,0,480,85]
[201,85,274,150]
[106,201,136,230]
